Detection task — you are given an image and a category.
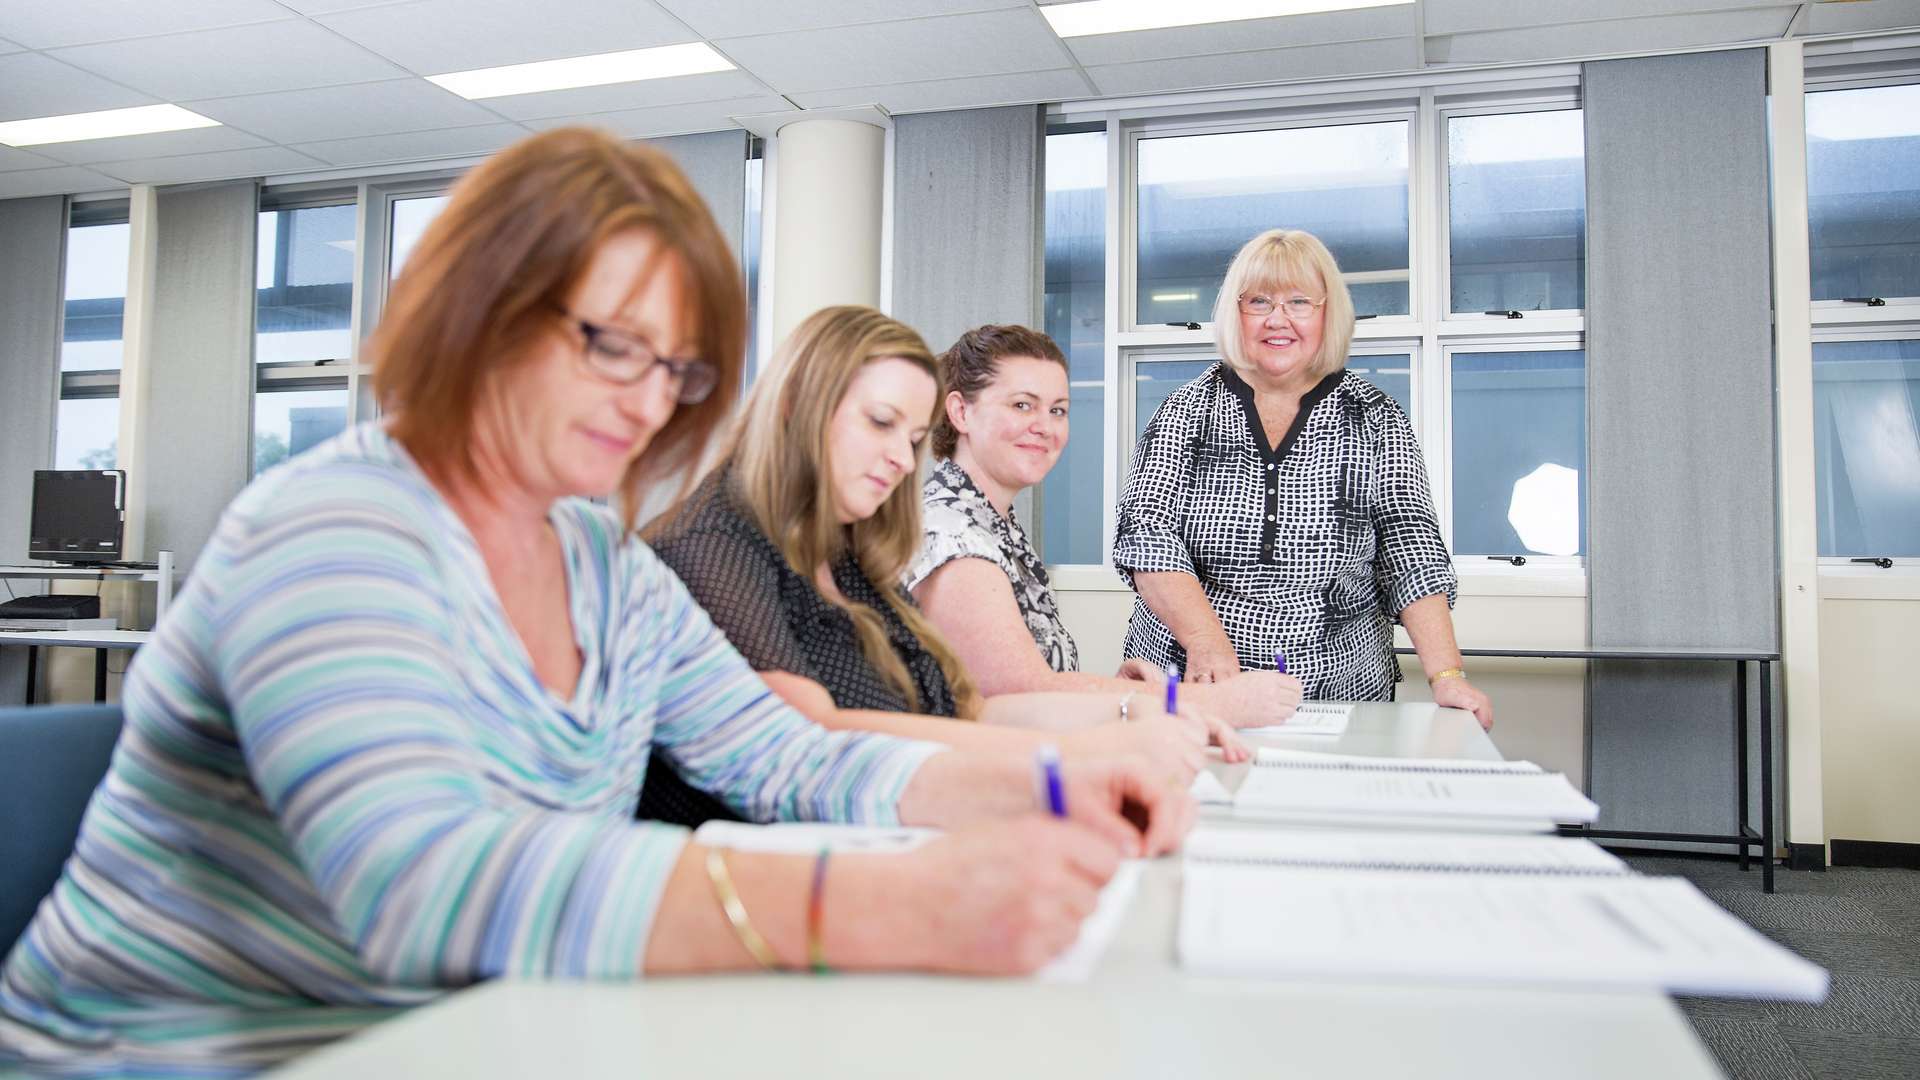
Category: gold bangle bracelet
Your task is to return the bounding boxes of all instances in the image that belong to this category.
[1429,667,1467,684]
[705,847,781,970]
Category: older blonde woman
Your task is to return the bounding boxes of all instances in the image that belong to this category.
[1113,229,1492,728]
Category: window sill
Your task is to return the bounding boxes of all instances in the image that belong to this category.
[1819,566,1920,602]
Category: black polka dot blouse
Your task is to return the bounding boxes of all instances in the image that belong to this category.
[1112,363,1456,701]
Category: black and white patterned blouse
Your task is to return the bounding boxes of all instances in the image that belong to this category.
[637,465,960,827]
[907,457,1081,674]
[1112,363,1455,701]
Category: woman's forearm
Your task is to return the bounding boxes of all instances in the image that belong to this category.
[1131,571,1233,654]
[1399,592,1464,678]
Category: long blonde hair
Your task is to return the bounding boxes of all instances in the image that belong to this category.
[1212,228,1355,385]
[727,306,982,718]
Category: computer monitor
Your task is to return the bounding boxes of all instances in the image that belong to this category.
[29,470,125,564]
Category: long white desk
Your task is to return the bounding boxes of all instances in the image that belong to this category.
[267,703,1725,1080]
[0,629,153,703]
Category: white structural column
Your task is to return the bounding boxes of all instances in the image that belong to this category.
[1767,40,1824,854]
[769,118,886,344]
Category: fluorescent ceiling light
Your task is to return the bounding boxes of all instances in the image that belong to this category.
[0,104,220,148]
[1041,0,1409,38]
[428,42,733,100]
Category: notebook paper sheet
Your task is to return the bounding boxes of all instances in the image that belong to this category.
[1237,701,1354,737]
[1185,825,1627,876]
[1234,763,1599,825]
[1178,864,1828,1002]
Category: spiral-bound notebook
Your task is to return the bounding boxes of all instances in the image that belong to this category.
[1232,749,1599,828]
[1178,852,1829,1001]
[1237,701,1354,737]
[1184,825,1627,876]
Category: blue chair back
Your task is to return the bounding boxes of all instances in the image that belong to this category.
[0,703,123,959]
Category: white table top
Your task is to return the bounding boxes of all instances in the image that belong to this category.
[0,629,152,649]
[267,702,1724,1080]
[0,564,167,583]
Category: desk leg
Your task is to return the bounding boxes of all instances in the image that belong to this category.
[94,649,107,702]
[1760,660,1775,894]
[1737,660,1750,873]
[23,645,36,706]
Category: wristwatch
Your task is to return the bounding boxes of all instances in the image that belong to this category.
[1428,667,1467,684]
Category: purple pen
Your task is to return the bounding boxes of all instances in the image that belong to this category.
[1034,746,1067,819]
[1165,663,1180,714]
[1274,648,1287,674]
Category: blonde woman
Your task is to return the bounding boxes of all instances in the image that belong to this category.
[1113,229,1492,728]
[641,307,1223,825]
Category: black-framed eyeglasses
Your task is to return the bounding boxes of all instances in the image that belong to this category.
[554,308,718,404]
[1238,294,1327,319]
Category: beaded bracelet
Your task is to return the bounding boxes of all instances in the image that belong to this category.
[706,847,780,970]
[807,848,832,975]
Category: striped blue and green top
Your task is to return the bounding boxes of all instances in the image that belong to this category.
[0,424,941,1076]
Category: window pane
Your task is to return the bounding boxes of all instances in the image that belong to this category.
[1133,359,1217,447]
[1807,85,1920,301]
[1137,121,1409,326]
[1347,354,1412,420]
[1451,350,1585,557]
[257,205,354,365]
[62,222,129,372]
[55,398,120,470]
[744,154,763,376]
[1041,130,1107,565]
[1813,339,1920,557]
[390,195,449,280]
[254,388,350,475]
[1448,110,1586,313]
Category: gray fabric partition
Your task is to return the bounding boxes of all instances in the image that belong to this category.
[651,130,748,265]
[0,196,65,563]
[1583,50,1779,840]
[891,106,1045,354]
[0,197,65,701]
[139,182,258,573]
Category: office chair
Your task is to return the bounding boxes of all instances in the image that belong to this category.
[0,703,122,959]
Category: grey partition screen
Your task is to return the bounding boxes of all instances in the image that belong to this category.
[141,181,258,572]
[0,196,65,562]
[1583,50,1778,841]
[651,130,749,262]
[891,106,1045,354]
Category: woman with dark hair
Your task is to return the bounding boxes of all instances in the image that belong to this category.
[909,325,1301,731]
[0,130,1190,1077]
[639,306,1220,827]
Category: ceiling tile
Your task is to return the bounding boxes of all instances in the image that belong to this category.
[656,0,1025,38]
[0,54,158,124]
[521,95,791,139]
[1806,0,1920,35]
[92,145,326,186]
[0,36,22,56]
[1422,0,1795,37]
[1064,5,1415,67]
[28,125,270,166]
[1087,37,1411,96]
[0,146,63,173]
[0,165,123,198]
[49,21,408,101]
[290,122,532,167]
[0,0,292,50]
[272,0,416,13]
[188,80,507,144]
[716,8,1071,94]
[794,69,1092,113]
[1428,9,1798,66]
[475,70,773,121]
[317,0,696,74]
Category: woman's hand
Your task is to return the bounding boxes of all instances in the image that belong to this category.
[878,818,1120,974]
[1115,657,1161,682]
[1058,713,1205,785]
[1180,638,1243,685]
[1192,670,1304,730]
[1431,675,1493,730]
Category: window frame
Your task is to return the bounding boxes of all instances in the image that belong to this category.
[251,188,359,477]
[1801,74,1920,324]
[55,201,132,470]
[1806,321,1920,568]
